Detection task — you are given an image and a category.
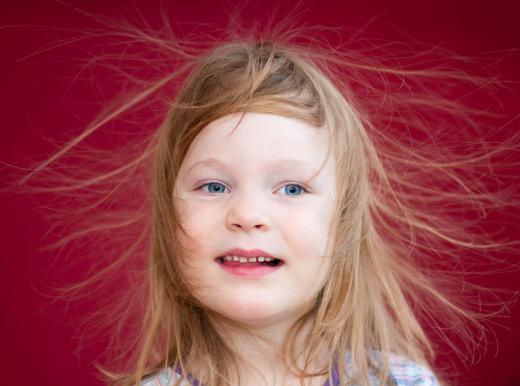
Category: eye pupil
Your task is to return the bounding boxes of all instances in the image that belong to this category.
[285,184,303,195]
[208,183,225,193]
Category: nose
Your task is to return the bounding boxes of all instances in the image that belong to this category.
[226,190,269,232]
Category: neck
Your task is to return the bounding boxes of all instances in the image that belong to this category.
[203,315,329,386]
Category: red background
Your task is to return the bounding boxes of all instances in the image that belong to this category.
[1,1,519,385]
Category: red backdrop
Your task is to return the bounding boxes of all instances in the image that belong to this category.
[1,1,519,385]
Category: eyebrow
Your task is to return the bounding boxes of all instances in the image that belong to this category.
[185,157,319,175]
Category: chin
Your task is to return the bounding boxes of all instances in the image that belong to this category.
[212,297,288,326]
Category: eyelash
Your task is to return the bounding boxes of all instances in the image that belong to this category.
[196,182,309,196]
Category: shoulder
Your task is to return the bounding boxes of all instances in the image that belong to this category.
[140,355,440,386]
[345,352,441,386]
[385,353,440,386]
[139,367,185,386]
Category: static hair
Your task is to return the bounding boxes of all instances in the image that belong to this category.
[12,7,519,386]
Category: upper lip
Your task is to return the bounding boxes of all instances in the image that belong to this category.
[218,248,281,260]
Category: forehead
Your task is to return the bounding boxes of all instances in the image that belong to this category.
[181,112,332,173]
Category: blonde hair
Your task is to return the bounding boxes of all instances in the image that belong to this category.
[12,8,519,386]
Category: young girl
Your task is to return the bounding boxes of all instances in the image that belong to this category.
[16,10,518,386]
[130,39,445,386]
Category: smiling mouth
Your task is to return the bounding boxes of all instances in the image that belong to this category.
[216,256,284,267]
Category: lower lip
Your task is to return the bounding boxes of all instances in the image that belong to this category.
[216,259,284,277]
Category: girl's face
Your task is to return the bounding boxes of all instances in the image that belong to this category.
[174,112,336,328]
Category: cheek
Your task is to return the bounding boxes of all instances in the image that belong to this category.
[176,201,217,243]
[174,216,212,277]
[284,206,331,250]
[282,205,333,287]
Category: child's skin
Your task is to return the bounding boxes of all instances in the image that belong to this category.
[173,112,337,385]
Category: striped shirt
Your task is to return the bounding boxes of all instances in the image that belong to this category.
[141,353,440,386]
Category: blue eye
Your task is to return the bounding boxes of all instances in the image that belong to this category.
[197,182,307,196]
[282,184,306,196]
[200,182,228,194]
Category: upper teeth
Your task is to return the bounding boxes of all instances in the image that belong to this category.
[222,255,274,263]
